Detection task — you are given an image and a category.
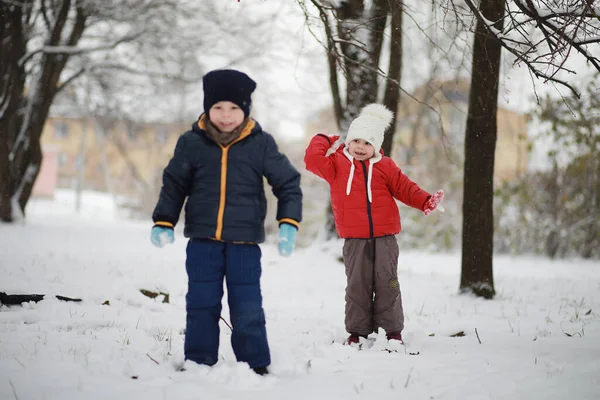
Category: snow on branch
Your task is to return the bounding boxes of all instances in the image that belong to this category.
[18,31,143,67]
[41,34,142,55]
[461,0,600,97]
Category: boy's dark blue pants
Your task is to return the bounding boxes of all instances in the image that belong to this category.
[184,239,270,369]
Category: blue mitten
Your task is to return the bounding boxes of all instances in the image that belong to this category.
[150,226,175,248]
[278,223,297,257]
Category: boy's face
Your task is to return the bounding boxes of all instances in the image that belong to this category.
[348,139,375,161]
[209,101,245,133]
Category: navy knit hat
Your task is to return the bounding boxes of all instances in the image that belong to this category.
[202,69,257,118]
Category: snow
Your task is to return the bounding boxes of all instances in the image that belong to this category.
[1,191,599,399]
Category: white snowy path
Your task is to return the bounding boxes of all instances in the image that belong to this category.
[1,192,599,399]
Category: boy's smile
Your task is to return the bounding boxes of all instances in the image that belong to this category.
[348,139,375,161]
[209,101,245,133]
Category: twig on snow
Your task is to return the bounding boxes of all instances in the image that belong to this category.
[146,353,159,365]
[404,366,414,388]
[13,356,25,369]
[9,379,19,400]
[220,316,233,331]
[475,328,482,344]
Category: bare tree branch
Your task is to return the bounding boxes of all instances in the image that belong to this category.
[307,0,344,127]
[460,0,597,97]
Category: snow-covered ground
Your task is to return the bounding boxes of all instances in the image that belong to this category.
[1,191,599,400]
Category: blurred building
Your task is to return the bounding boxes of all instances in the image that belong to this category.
[33,116,188,199]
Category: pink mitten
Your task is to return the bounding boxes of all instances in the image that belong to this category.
[328,134,340,145]
[423,190,444,216]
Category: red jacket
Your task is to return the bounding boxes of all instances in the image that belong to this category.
[304,134,430,239]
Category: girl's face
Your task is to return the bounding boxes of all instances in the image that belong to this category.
[348,138,375,161]
[209,101,245,133]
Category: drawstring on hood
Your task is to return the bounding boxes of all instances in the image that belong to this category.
[343,147,381,202]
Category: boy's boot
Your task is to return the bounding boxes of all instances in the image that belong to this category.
[386,331,403,343]
[253,366,269,376]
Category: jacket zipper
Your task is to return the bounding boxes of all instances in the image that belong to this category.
[360,161,374,238]
[199,117,255,241]
[215,145,229,240]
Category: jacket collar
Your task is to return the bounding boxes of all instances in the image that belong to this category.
[193,114,258,146]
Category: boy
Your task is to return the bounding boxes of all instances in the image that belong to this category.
[304,103,443,345]
[150,69,302,375]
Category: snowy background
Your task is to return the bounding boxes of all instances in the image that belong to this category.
[1,191,599,400]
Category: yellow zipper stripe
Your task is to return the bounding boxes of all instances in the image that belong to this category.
[215,146,228,240]
[211,118,257,241]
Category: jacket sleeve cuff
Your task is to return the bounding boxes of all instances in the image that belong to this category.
[153,221,174,229]
[278,218,299,229]
[422,195,432,211]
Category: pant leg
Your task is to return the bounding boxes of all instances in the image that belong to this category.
[184,239,226,366]
[224,242,270,369]
[373,236,404,334]
[343,238,375,337]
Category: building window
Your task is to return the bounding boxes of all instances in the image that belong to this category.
[157,128,167,144]
[54,121,69,139]
[127,128,138,142]
[74,155,84,170]
[58,152,68,167]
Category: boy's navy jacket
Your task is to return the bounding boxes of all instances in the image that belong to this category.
[153,116,302,243]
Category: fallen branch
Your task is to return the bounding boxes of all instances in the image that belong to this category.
[139,289,170,304]
[0,292,81,305]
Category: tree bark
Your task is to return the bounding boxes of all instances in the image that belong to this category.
[0,2,87,221]
[337,0,378,126]
[0,3,29,221]
[381,0,402,156]
[460,0,505,299]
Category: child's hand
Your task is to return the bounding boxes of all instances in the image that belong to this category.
[423,190,444,216]
[278,223,297,257]
[150,226,175,248]
[327,134,340,144]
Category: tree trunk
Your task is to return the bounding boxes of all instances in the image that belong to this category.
[545,161,560,258]
[0,1,87,221]
[581,155,599,258]
[460,0,505,299]
[337,1,378,126]
[0,130,12,222]
[0,2,29,221]
[10,79,54,219]
[380,0,402,157]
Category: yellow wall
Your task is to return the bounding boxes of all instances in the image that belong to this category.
[39,117,188,195]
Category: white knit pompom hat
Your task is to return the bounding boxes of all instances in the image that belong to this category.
[345,103,394,154]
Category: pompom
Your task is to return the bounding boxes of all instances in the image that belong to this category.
[345,103,394,155]
[358,104,393,128]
